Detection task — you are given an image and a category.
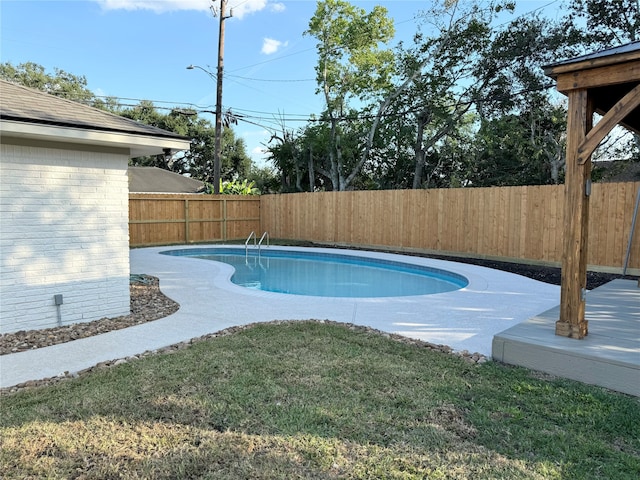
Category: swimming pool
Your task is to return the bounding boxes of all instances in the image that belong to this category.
[161,247,468,298]
[132,245,561,356]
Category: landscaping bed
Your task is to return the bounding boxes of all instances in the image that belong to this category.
[0,275,178,355]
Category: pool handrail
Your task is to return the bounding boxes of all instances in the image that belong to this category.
[259,231,269,250]
[245,231,269,260]
[245,231,256,260]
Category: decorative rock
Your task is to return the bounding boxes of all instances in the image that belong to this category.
[0,275,179,356]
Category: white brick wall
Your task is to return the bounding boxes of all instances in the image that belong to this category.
[0,143,130,334]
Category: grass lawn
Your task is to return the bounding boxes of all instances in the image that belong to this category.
[1,321,639,479]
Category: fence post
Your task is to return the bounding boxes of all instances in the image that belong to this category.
[184,198,190,244]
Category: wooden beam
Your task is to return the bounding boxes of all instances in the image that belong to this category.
[557,89,593,339]
[555,62,640,92]
[545,50,640,77]
[578,83,640,163]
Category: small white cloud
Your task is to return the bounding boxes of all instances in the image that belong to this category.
[230,0,266,19]
[230,0,285,19]
[261,38,288,55]
[95,0,207,13]
[269,2,285,13]
[94,0,283,17]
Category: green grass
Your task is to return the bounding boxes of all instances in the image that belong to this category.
[2,321,639,479]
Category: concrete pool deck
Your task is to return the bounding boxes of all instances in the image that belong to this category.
[1,246,561,389]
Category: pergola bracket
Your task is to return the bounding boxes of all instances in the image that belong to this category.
[577,83,640,164]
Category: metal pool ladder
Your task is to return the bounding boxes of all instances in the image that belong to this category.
[245,231,269,259]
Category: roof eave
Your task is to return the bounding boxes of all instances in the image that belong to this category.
[0,119,191,158]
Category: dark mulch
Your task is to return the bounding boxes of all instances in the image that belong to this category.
[424,254,629,290]
[301,242,633,290]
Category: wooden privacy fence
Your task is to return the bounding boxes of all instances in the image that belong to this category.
[260,182,640,272]
[129,194,260,247]
[129,183,639,272]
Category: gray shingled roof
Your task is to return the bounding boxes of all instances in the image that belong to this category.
[0,79,187,141]
[545,40,640,69]
[128,167,205,193]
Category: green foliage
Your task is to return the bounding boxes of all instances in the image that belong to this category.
[304,0,396,190]
[0,61,112,109]
[247,164,280,194]
[268,0,637,190]
[564,0,639,47]
[468,101,567,187]
[306,0,395,104]
[202,178,260,195]
[122,103,252,183]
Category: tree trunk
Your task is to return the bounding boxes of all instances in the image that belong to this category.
[294,154,303,192]
[412,112,428,189]
[328,116,340,190]
[308,145,315,192]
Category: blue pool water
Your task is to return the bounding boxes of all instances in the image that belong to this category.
[162,248,468,298]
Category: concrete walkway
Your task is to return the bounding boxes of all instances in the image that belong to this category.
[1,246,561,389]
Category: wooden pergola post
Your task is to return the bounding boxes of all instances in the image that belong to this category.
[545,42,640,339]
[556,90,594,338]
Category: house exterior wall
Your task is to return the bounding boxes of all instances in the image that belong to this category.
[0,142,131,334]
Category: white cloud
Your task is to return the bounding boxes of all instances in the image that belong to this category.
[94,0,284,18]
[230,0,266,19]
[269,2,286,13]
[261,38,288,55]
[95,0,207,13]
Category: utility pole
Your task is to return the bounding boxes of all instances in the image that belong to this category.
[213,0,230,194]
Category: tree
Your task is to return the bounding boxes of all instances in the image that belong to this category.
[266,127,306,192]
[396,1,514,188]
[456,8,575,185]
[269,0,639,191]
[0,61,109,108]
[123,102,196,173]
[563,0,639,47]
[123,103,251,184]
[305,0,396,190]
[220,128,252,181]
[562,0,640,166]
[247,164,280,194]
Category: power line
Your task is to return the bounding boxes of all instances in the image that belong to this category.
[225,73,315,83]
[93,79,556,128]
[228,47,316,73]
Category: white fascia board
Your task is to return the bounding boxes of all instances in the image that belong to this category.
[0,120,191,158]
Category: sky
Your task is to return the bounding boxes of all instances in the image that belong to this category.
[0,0,564,166]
